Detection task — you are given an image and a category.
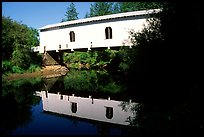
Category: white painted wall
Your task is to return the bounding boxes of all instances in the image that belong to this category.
[40,91,137,125]
[39,16,149,53]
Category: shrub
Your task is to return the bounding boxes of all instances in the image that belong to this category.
[11,44,31,69]
[2,60,13,74]
[12,66,24,73]
[99,82,122,93]
[27,64,41,73]
[118,62,129,72]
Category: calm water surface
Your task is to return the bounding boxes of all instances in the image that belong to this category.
[2,70,201,135]
[2,70,137,135]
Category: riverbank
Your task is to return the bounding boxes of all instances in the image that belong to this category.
[3,65,69,81]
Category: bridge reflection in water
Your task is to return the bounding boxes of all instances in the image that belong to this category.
[35,91,137,126]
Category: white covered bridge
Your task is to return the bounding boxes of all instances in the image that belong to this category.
[32,9,160,53]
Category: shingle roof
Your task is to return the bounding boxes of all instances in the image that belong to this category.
[39,9,161,30]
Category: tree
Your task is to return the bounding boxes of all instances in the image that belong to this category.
[2,16,15,60]
[29,28,39,46]
[2,16,40,71]
[85,2,162,18]
[86,2,114,17]
[120,3,202,135]
[126,2,202,104]
[61,2,78,22]
[84,12,89,18]
[12,44,32,69]
[118,2,162,13]
[112,2,121,14]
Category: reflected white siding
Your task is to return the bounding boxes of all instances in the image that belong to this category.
[40,91,137,125]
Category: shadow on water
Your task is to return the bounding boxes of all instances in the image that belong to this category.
[1,78,43,135]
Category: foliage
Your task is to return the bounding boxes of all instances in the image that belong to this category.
[98,82,121,93]
[130,17,163,47]
[2,60,13,74]
[123,1,202,122]
[114,3,202,134]
[2,16,41,74]
[63,51,96,69]
[27,64,41,73]
[2,16,15,60]
[11,66,24,74]
[61,2,78,22]
[29,28,39,46]
[87,2,114,17]
[63,70,123,94]
[64,52,93,64]
[30,53,43,65]
[12,44,32,69]
[2,16,39,60]
[63,49,123,70]
[85,2,163,18]
[63,47,135,73]
[63,70,97,91]
[117,2,162,13]
[112,2,121,14]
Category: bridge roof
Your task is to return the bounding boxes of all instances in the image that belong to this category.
[39,9,161,31]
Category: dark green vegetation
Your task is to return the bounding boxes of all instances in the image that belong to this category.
[40,69,129,101]
[2,16,42,76]
[122,2,202,135]
[62,70,126,95]
[2,78,42,135]
[85,2,162,18]
[63,48,131,73]
[63,2,202,135]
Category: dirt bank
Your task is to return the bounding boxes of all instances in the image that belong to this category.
[3,65,69,81]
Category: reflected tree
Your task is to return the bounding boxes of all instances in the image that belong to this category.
[62,70,124,95]
[119,97,202,135]
[95,123,111,135]
[1,78,42,135]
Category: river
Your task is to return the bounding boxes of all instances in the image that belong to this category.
[2,70,138,135]
[2,69,202,135]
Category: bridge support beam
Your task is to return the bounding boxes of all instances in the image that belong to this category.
[42,51,64,66]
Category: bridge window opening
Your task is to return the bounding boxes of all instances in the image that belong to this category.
[71,102,77,113]
[105,27,112,39]
[105,107,113,119]
[70,31,75,42]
